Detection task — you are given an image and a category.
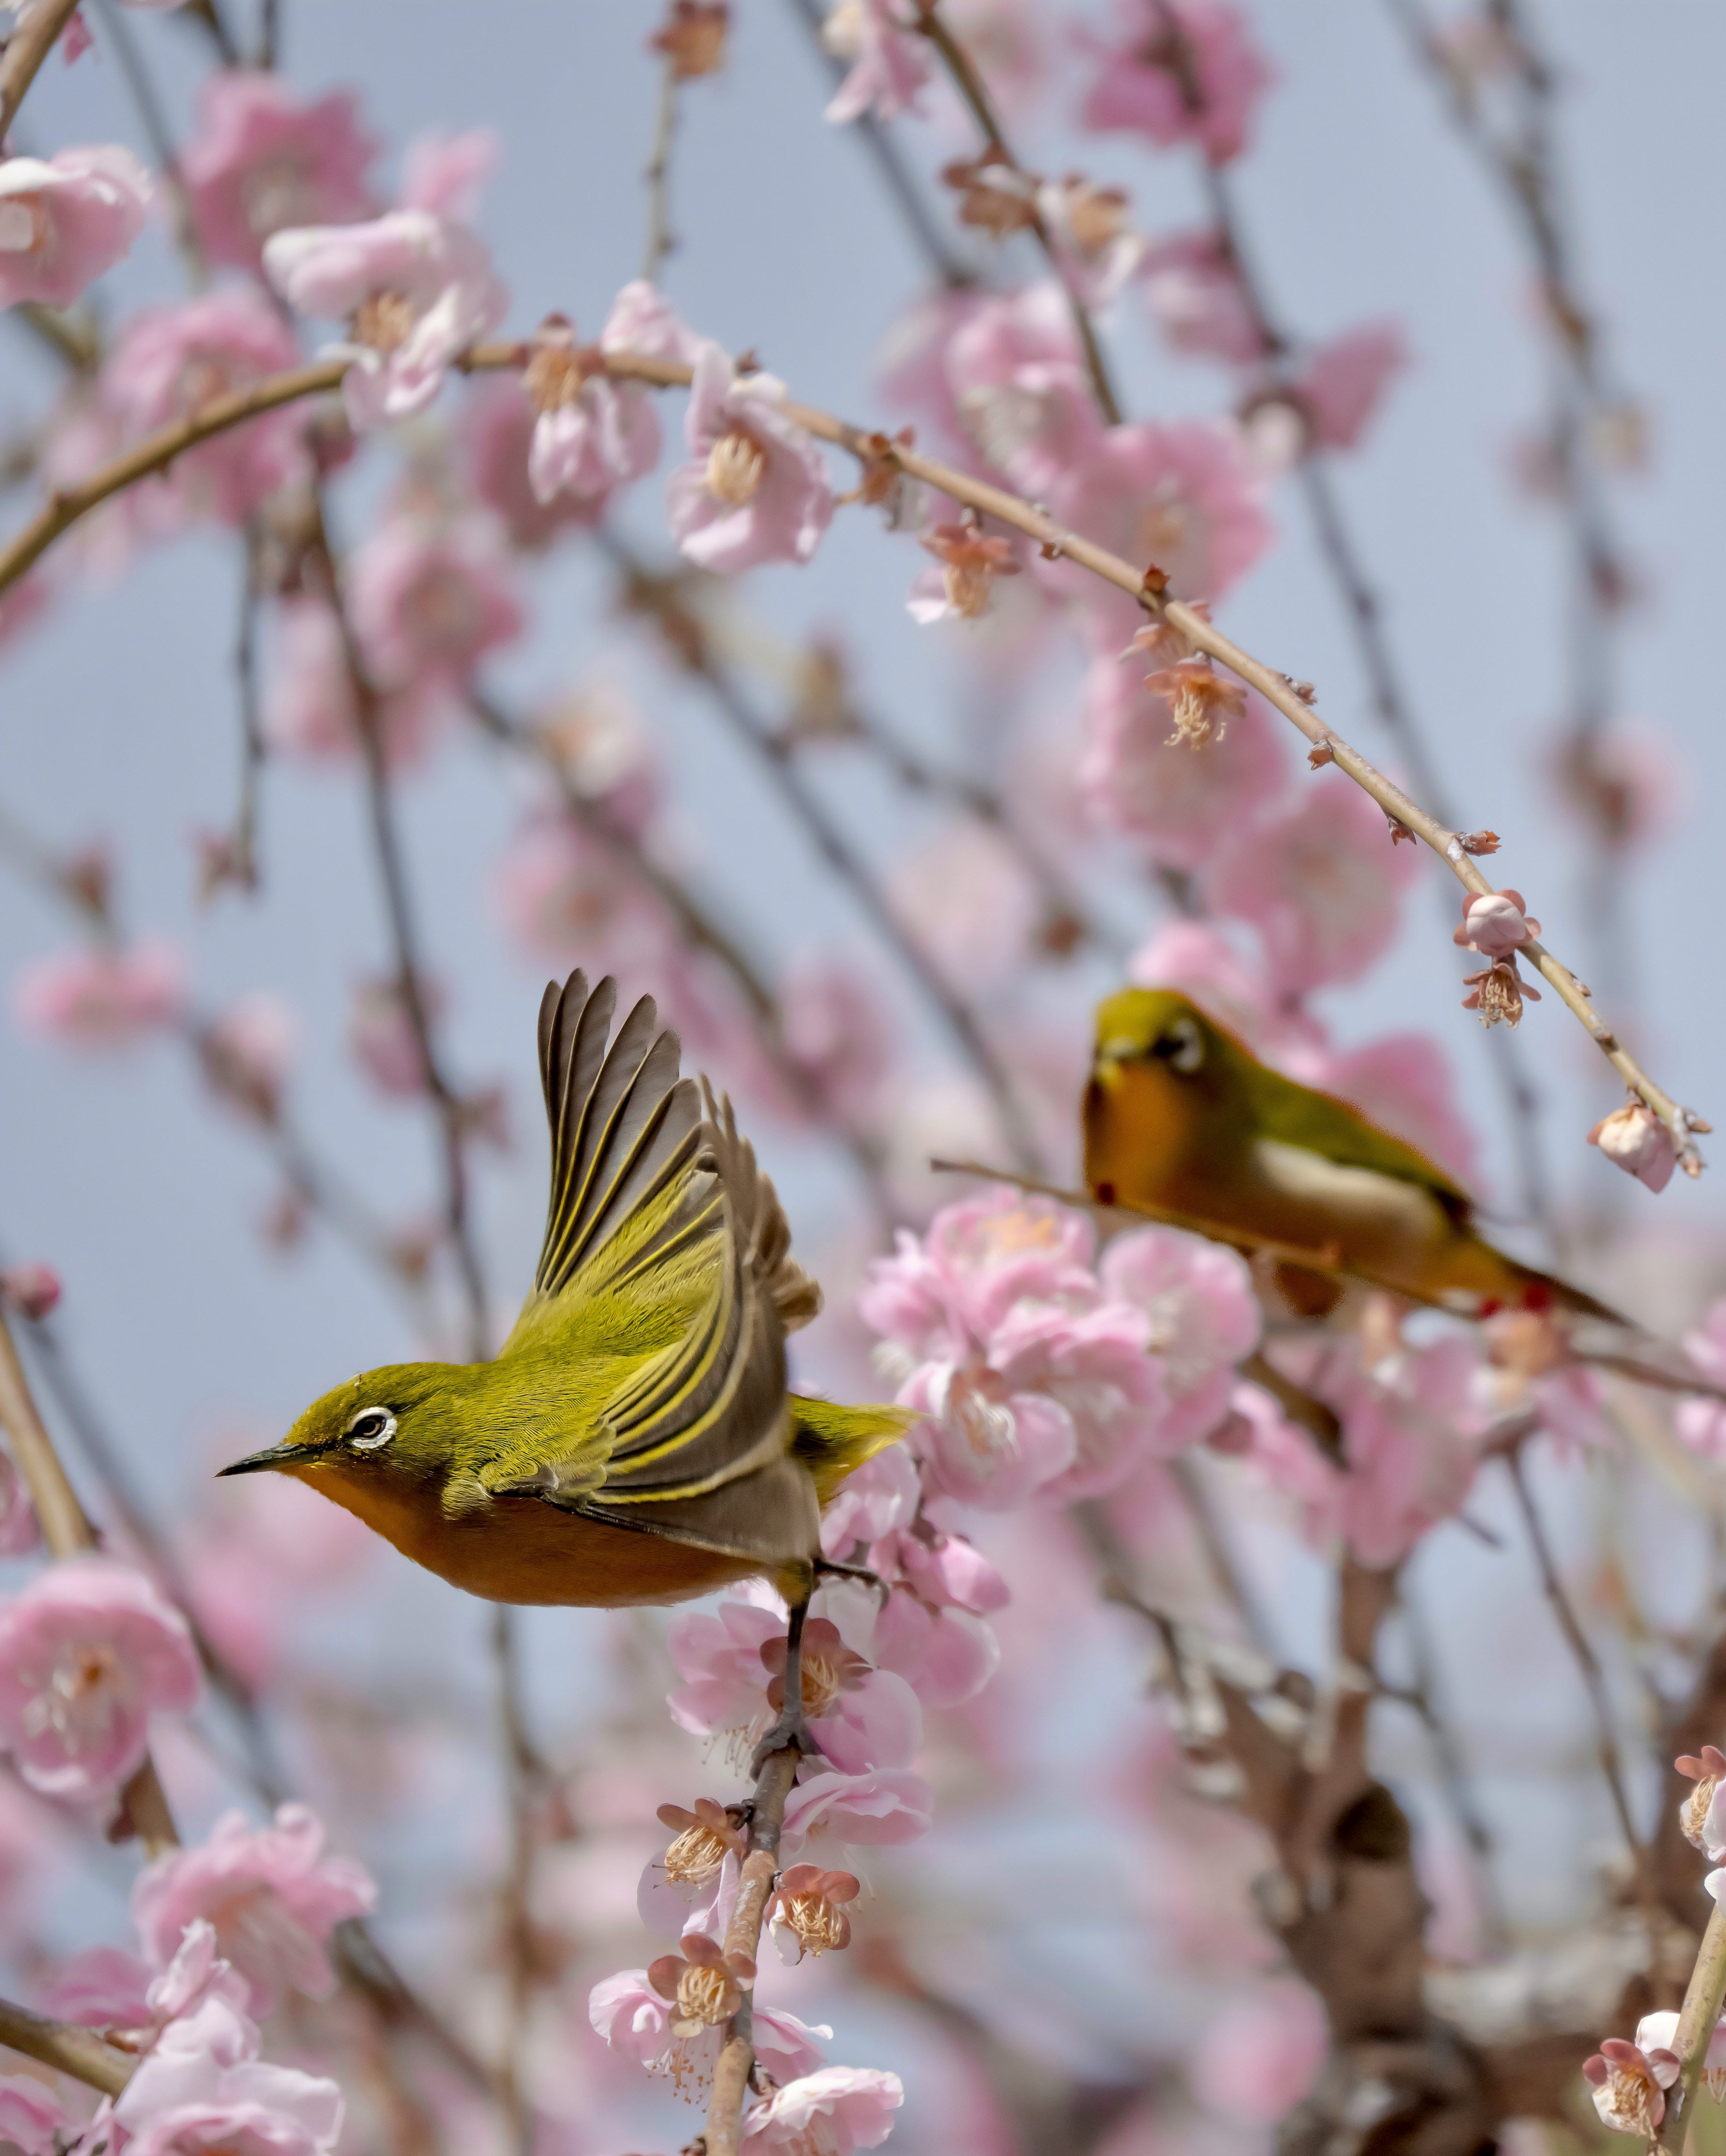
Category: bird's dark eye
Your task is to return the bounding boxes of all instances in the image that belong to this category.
[344,1407,397,1452]
[1154,1017,1204,1074]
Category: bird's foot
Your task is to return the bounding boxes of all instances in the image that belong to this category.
[813,1555,886,1598]
[748,1704,813,1778]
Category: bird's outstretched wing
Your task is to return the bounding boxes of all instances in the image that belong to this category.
[490,972,822,1566]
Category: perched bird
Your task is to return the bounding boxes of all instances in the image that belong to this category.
[221,971,909,1755]
[1083,986,1613,1320]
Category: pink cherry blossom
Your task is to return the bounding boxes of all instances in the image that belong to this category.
[820,1446,921,1559]
[1192,1981,1327,2123]
[871,1589,1000,1708]
[1127,919,1286,1052]
[103,292,306,527]
[42,1943,155,2029]
[347,976,440,1098]
[1100,1227,1260,1451]
[1303,1033,1479,1187]
[0,1261,61,1323]
[589,1968,828,2094]
[490,812,679,981]
[1293,321,1410,452]
[1079,655,1288,866]
[182,72,378,269]
[666,343,834,572]
[398,128,498,220]
[1335,1336,1486,1568]
[779,1766,934,1862]
[1205,778,1419,993]
[458,374,598,549]
[1678,1303,1726,1463]
[942,282,1101,494]
[0,1558,200,1801]
[113,1992,344,2156]
[1588,1102,1676,1194]
[0,1451,40,1561]
[0,146,151,308]
[888,820,1039,990]
[637,1799,743,1940]
[779,952,897,1125]
[259,595,437,769]
[666,1591,923,1774]
[0,2076,73,2156]
[1078,0,1272,165]
[0,575,52,655]
[1583,2036,1681,2137]
[1551,718,1680,852]
[742,2066,904,2154]
[521,281,691,512]
[347,513,522,692]
[200,993,300,1126]
[263,209,507,431]
[1230,1380,1343,1547]
[876,288,989,456]
[1139,229,1265,363]
[12,940,187,1051]
[1042,419,1272,644]
[133,1803,378,2016]
[824,0,932,125]
[862,1189,1099,1363]
[980,1296,1165,1502]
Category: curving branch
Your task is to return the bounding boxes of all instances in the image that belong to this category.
[0,1309,179,1856]
[0,1994,133,2097]
[0,0,83,140]
[913,2,1122,425]
[0,339,1705,1169]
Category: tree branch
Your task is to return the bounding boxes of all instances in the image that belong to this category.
[0,0,83,140]
[703,1745,800,2156]
[0,1308,178,1856]
[0,1996,133,2097]
[0,337,1705,1167]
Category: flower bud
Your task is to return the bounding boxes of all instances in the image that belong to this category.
[1588,1102,1676,1194]
[1453,888,1538,958]
[0,1263,61,1322]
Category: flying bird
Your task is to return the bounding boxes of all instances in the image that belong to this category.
[222,971,909,1759]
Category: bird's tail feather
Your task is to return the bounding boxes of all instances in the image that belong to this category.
[790,1395,916,1506]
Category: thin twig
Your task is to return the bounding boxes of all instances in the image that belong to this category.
[86,0,208,288]
[0,1308,178,1855]
[1504,1448,1659,1938]
[492,1608,536,2156]
[914,3,1121,425]
[0,339,1705,1166]
[601,534,1044,1171]
[779,0,976,290]
[306,498,491,1358]
[641,53,681,284]
[0,0,82,140]
[703,1745,800,2156]
[1395,1580,1510,1954]
[230,523,265,893]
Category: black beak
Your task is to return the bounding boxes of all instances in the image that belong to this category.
[217,1442,303,1478]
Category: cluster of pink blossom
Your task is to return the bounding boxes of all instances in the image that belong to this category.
[1,0,1719,2151]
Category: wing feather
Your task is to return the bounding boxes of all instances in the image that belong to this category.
[491,978,823,1569]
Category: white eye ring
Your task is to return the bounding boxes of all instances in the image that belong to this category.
[345,1407,397,1451]
[1167,1017,1204,1074]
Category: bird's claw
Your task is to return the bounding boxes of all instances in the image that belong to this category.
[749,1706,814,1778]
